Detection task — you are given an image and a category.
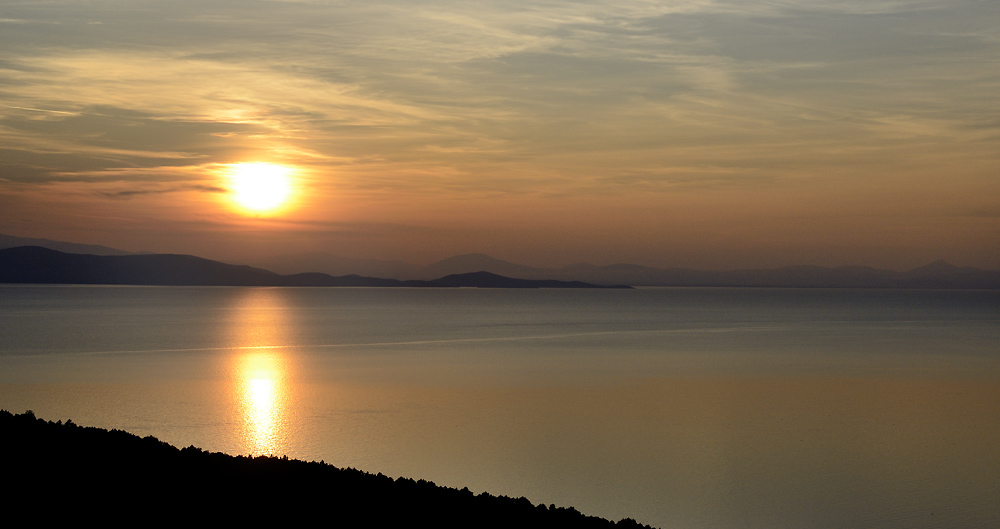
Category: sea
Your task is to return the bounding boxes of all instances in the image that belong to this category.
[1,285,997,529]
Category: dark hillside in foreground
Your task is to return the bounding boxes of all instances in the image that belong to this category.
[1,410,654,527]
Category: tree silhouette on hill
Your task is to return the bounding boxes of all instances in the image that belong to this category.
[1,410,655,528]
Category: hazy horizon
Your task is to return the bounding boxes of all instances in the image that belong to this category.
[3,230,996,273]
[1,1,998,270]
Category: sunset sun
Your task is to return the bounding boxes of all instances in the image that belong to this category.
[228,163,294,214]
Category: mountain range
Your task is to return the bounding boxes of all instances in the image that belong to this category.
[0,233,143,257]
[0,246,626,289]
[2,233,999,289]
[247,251,1000,289]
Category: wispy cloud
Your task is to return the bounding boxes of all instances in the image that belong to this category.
[0,0,997,266]
[98,184,227,199]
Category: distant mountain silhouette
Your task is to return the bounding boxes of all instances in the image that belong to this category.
[247,252,543,281]
[0,233,140,256]
[435,271,628,289]
[0,247,622,288]
[2,410,655,528]
[1,246,295,286]
[4,233,999,288]
[248,251,414,279]
[255,251,1000,289]
[418,254,543,280]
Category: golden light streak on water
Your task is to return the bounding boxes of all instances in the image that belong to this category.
[226,289,294,456]
[237,351,285,455]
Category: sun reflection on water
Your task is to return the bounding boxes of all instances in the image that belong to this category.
[237,351,286,455]
[227,289,293,456]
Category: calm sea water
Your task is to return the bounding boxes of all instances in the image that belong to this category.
[1,285,998,528]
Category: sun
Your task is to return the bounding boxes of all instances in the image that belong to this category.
[227,163,294,214]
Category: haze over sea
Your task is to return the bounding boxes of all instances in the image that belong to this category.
[1,285,998,528]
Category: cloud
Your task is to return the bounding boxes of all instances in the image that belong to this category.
[97,183,227,199]
[0,0,997,244]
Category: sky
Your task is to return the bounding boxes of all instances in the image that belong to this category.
[1,0,998,270]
